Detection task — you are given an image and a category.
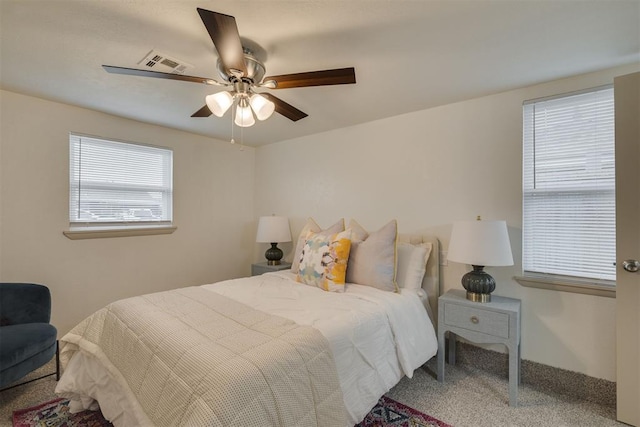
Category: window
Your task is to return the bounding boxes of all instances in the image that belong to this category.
[69,134,173,231]
[522,86,615,284]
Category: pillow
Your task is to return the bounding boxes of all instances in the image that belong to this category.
[296,229,352,292]
[291,218,345,273]
[346,219,398,292]
[396,242,432,291]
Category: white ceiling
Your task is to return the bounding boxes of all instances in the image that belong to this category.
[1,0,638,147]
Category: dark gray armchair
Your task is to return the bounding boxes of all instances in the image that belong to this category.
[0,283,59,390]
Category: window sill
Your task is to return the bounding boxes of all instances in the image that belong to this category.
[63,226,177,240]
[514,274,615,298]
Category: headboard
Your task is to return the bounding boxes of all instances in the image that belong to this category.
[398,234,441,325]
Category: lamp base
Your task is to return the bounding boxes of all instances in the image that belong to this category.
[466,291,491,303]
[461,265,495,303]
[265,242,283,266]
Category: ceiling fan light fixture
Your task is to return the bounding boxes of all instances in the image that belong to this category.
[250,94,275,121]
[235,98,255,127]
[205,91,234,117]
[103,9,356,128]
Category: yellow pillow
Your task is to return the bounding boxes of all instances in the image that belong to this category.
[297,229,352,292]
[291,218,345,274]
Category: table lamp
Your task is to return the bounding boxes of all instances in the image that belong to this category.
[447,217,514,302]
[256,216,292,265]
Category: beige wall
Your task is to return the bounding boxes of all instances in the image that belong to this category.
[0,90,256,336]
[254,63,640,382]
[2,62,638,382]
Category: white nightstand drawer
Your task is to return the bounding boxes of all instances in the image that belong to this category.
[443,303,510,338]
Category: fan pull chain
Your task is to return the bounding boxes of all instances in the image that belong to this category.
[230,96,236,145]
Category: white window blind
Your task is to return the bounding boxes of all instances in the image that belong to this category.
[523,86,615,282]
[69,134,173,227]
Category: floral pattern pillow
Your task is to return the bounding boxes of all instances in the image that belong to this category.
[291,218,345,274]
[297,229,352,292]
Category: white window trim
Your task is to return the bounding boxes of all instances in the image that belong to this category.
[65,133,175,239]
[520,85,616,296]
[63,225,177,240]
[514,274,615,298]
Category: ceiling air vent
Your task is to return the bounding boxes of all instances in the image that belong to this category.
[137,50,193,75]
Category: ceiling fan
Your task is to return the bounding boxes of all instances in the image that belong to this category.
[103,8,356,128]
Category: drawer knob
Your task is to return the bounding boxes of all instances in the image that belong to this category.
[470,316,479,324]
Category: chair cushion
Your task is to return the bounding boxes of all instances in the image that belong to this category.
[0,323,57,370]
[0,283,51,325]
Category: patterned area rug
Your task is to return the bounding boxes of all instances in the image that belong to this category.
[13,395,452,427]
[12,398,112,427]
[356,396,453,427]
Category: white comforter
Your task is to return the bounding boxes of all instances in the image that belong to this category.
[56,271,437,426]
[204,271,437,424]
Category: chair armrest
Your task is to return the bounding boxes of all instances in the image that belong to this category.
[0,283,51,325]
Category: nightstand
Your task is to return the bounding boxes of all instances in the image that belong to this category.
[437,289,521,407]
[251,262,292,276]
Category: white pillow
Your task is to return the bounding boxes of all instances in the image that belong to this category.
[291,218,345,274]
[346,219,398,292]
[396,242,432,291]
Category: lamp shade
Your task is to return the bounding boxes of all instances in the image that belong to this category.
[256,216,292,243]
[205,91,234,117]
[235,100,255,127]
[448,220,513,266]
[250,93,275,121]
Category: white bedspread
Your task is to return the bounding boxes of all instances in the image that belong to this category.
[204,271,438,424]
[56,271,437,426]
[56,286,347,427]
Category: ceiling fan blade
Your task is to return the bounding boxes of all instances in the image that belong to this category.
[103,65,222,85]
[191,105,212,118]
[264,67,356,89]
[197,8,247,78]
[262,93,308,122]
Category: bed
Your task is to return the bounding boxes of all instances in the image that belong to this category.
[55,222,440,427]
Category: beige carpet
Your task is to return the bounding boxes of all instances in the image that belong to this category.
[0,357,623,427]
[0,362,59,427]
[390,358,621,427]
